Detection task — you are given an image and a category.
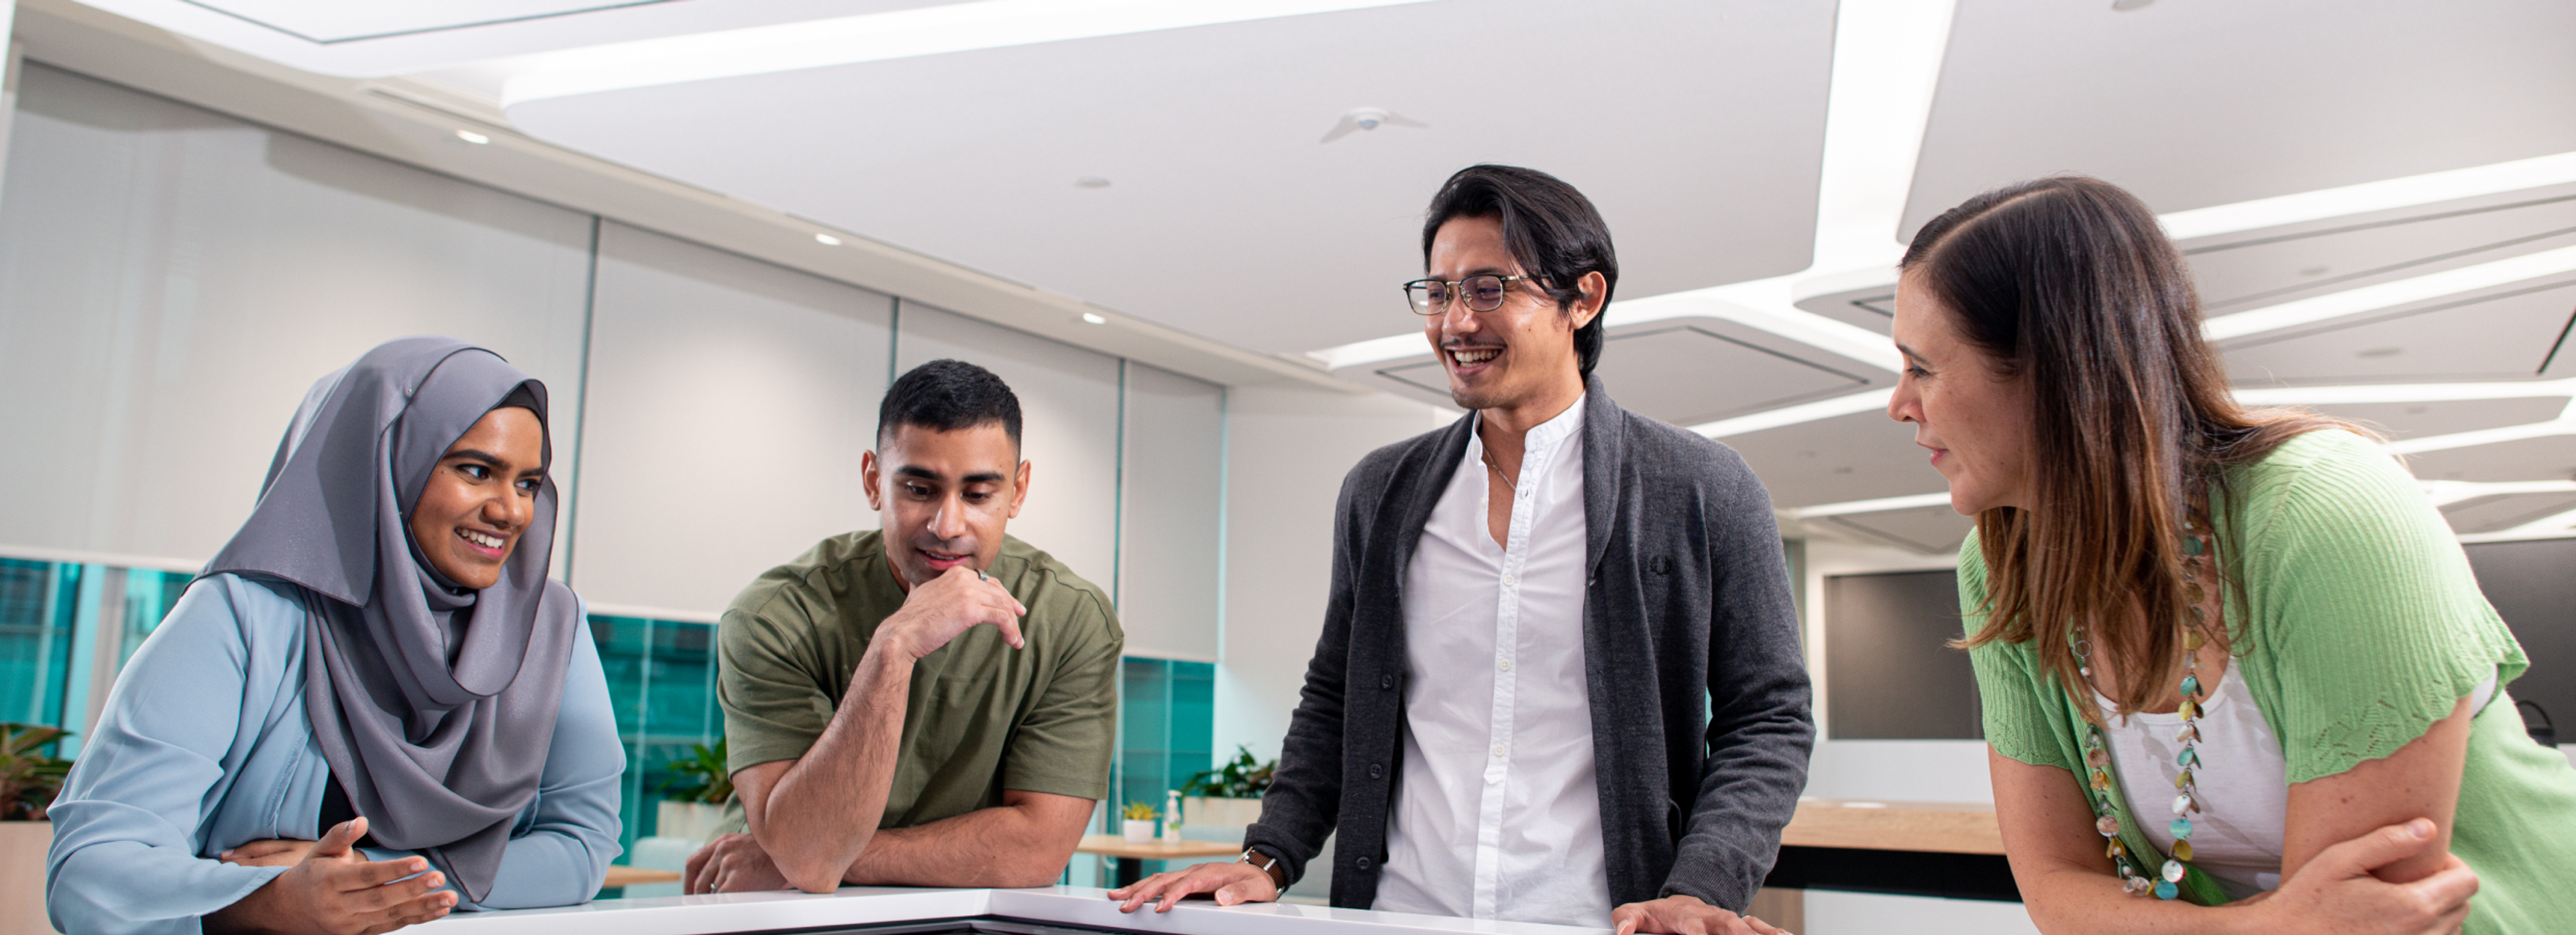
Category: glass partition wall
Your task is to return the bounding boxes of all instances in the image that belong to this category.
[4,568,1218,887]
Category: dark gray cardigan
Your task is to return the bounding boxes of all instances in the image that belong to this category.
[1242,378,1815,912]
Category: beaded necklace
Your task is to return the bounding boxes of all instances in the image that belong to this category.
[2072,519,2214,900]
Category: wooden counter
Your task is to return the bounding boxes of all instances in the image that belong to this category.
[1780,798,2004,855]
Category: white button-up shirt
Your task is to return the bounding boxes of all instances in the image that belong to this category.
[1376,398,1608,928]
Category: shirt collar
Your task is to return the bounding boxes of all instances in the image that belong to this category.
[1503,393,1587,453]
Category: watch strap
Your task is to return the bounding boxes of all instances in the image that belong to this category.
[1238,848,1287,889]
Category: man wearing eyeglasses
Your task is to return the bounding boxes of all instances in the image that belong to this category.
[1111,165,1814,934]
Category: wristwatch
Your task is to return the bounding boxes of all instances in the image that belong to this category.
[1238,848,1287,889]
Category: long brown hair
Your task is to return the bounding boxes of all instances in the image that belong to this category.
[1908,176,2360,718]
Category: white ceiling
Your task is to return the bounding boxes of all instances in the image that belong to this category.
[1903,0,2576,235]
[501,0,1837,354]
[69,0,977,73]
[58,0,2576,551]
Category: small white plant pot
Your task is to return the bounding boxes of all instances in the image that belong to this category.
[1122,819,1155,844]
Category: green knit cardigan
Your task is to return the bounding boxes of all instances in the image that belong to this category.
[1963,430,2576,931]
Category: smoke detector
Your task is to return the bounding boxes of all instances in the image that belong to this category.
[1322,107,1428,143]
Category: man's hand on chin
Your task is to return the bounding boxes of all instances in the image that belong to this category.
[685,833,796,895]
[1611,894,1792,935]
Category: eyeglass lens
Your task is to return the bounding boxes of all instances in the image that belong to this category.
[1407,275,1511,314]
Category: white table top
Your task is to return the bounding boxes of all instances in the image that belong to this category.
[422,885,1609,935]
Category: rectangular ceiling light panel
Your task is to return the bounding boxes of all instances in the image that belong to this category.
[2222,278,2576,387]
[184,0,642,43]
[500,0,1440,105]
[2204,245,2576,341]
[2185,187,2576,316]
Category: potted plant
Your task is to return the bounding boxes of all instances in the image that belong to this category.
[1120,802,1159,844]
[1179,745,1275,828]
[2,723,72,935]
[653,738,733,844]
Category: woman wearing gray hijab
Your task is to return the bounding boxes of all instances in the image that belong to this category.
[45,337,623,935]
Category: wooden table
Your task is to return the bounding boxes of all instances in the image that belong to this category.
[1752,799,2009,932]
[1781,798,2004,855]
[601,865,683,889]
[1073,835,1242,888]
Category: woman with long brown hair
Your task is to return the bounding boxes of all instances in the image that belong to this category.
[1888,176,2576,934]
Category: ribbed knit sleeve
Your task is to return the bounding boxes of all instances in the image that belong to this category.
[1959,535,2078,771]
[2233,431,2525,784]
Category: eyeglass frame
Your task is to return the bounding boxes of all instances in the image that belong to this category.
[1401,274,1545,315]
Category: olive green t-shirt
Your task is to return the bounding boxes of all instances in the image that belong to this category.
[716,530,1122,831]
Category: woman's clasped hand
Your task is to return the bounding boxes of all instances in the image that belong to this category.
[205,818,460,935]
[2237,819,2477,935]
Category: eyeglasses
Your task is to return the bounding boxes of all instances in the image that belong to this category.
[1403,274,1542,315]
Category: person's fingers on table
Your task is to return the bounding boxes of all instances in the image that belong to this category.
[1112,870,1181,910]
[1158,866,1232,913]
[1741,913,1790,935]
[368,891,456,935]
[339,856,436,892]
[353,870,445,912]
[1611,904,1644,935]
[1211,874,1273,907]
[685,842,716,895]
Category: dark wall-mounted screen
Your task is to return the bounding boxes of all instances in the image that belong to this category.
[1824,569,1982,740]
[2462,539,2576,737]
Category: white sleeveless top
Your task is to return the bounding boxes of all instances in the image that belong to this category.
[2099,661,2495,901]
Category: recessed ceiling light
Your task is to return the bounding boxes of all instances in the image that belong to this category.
[1081,313,1107,325]
[2110,0,2155,9]
[455,129,490,144]
[814,233,842,245]
[1075,177,1112,188]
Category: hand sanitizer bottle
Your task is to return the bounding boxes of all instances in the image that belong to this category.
[1164,789,1183,841]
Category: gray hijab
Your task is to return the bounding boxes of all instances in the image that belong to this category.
[203,336,582,903]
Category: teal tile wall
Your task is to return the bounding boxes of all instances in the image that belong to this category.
[1112,657,1215,875]
[588,614,722,859]
[0,558,78,730]
[0,559,193,753]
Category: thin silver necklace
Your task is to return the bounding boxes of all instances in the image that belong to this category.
[1483,448,1516,492]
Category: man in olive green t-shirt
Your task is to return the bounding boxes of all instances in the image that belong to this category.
[685,360,1123,894]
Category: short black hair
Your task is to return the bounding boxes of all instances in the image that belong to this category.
[877,359,1023,451]
[1420,164,1618,378]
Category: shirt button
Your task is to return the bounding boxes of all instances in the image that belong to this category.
[1380,674,1395,690]
[1498,658,1512,672]
[1492,744,1507,758]
[1356,857,1373,871]
[1368,763,1385,779]
[1501,573,1518,588]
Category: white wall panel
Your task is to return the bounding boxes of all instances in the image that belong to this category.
[892,303,1121,602]
[570,221,892,615]
[1215,384,1450,761]
[1116,363,1222,662]
[0,64,593,563]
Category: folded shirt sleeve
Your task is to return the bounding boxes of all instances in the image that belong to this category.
[1960,535,2080,773]
[2240,431,2521,784]
[44,576,289,935]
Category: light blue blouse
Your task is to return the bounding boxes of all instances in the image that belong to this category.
[45,573,625,935]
